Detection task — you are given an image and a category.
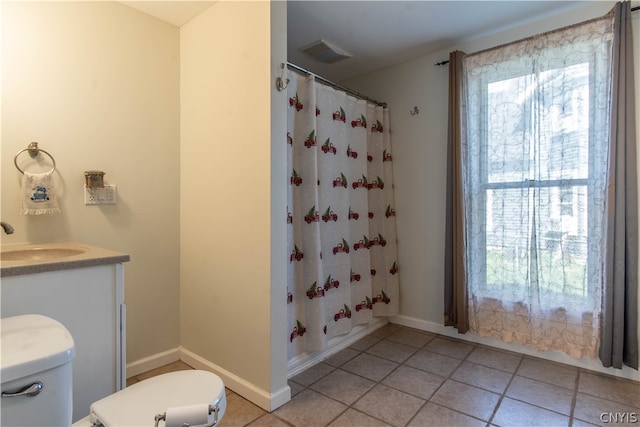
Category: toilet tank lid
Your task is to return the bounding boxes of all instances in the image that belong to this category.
[1,314,75,383]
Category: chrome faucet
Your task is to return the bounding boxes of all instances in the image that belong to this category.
[1,222,14,234]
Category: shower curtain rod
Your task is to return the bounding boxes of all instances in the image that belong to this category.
[434,5,640,66]
[286,61,387,108]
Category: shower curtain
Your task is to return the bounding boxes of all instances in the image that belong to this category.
[286,69,399,358]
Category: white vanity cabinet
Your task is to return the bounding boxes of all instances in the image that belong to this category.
[0,243,128,423]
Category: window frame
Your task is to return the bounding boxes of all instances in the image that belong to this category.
[471,58,602,303]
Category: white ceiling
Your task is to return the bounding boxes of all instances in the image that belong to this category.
[120,1,600,81]
[287,1,595,81]
[119,1,216,27]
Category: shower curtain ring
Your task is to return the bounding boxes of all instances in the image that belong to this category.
[276,63,289,91]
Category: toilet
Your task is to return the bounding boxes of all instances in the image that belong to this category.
[1,314,226,427]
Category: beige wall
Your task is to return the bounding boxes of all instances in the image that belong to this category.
[269,0,290,406]
[347,1,640,382]
[1,1,181,364]
[179,1,289,408]
[2,0,291,410]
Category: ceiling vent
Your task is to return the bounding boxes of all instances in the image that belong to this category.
[300,39,353,64]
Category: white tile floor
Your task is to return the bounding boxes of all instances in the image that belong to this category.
[130,324,640,426]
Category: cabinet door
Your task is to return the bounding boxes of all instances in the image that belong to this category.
[1,264,123,422]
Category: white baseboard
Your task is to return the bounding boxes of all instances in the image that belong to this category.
[287,318,388,378]
[127,346,290,411]
[389,314,640,382]
[125,347,181,378]
[126,313,637,415]
[179,347,291,412]
[124,320,387,412]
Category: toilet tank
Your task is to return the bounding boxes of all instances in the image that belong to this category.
[1,314,75,427]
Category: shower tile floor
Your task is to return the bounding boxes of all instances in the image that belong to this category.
[127,324,640,426]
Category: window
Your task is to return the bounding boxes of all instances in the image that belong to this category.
[461,17,613,357]
[481,63,592,300]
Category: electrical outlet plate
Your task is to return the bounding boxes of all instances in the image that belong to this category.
[84,185,117,205]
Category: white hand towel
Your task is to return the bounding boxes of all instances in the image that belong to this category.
[21,172,61,215]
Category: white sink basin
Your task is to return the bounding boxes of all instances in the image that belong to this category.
[1,247,86,262]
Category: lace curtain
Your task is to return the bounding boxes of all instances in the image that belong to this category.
[461,15,614,358]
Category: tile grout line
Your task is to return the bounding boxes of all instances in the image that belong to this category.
[232,325,639,426]
[387,333,440,426]
[568,368,582,427]
[283,337,382,426]
[485,353,525,426]
[136,326,639,427]
[404,336,485,427]
[336,331,429,426]
[309,329,439,426]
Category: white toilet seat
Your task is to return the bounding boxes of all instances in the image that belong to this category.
[86,370,226,427]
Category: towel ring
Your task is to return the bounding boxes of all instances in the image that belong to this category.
[14,142,56,175]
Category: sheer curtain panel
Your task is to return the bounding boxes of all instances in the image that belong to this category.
[455,11,617,359]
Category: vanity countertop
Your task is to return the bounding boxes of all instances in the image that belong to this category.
[0,241,130,277]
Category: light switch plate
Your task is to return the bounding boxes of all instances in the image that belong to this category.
[84,185,117,205]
